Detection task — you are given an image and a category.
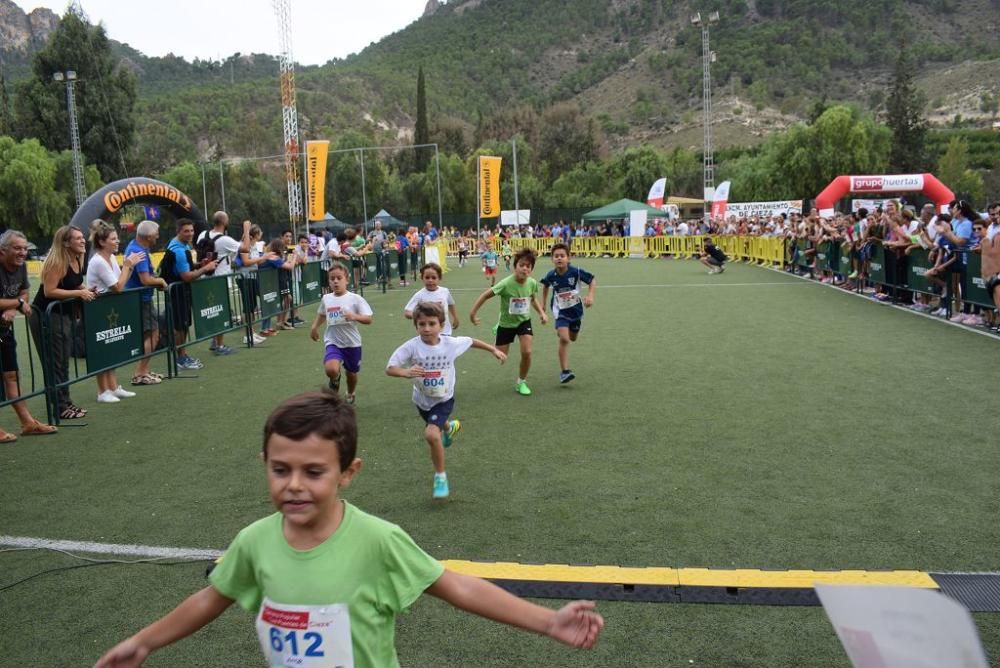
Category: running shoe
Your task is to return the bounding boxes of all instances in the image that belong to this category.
[432,474,449,499]
[329,374,341,392]
[213,345,237,356]
[515,381,532,396]
[559,370,576,384]
[442,419,461,448]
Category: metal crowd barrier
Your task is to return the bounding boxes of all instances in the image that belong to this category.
[0,312,50,422]
[40,287,170,425]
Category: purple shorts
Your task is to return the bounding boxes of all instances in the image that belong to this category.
[324,344,362,373]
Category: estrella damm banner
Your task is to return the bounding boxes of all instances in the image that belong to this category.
[84,290,144,373]
[479,156,502,218]
[306,140,330,222]
[191,275,233,340]
[258,267,283,319]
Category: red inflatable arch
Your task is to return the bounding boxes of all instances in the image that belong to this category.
[815,173,955,218]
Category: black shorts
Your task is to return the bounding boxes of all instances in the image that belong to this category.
[706,256,724,266]
[417,397,454,430]
[171,285,193,332]
[986,273,1000,295]
[0,334,18,374]
[496,320,533,346]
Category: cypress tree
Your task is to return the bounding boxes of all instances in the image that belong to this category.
[885,43,927,172]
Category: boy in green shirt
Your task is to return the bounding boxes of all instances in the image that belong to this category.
[93,392,604,668]
[469,248,548,396]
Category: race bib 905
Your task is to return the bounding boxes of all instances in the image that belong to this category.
[326,306,347,326]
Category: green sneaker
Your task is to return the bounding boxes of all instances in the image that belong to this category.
[515,381,532,396]
[442,419,461,448]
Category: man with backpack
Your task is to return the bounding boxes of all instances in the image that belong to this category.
[196,212,250,356]
[162,219,216,371]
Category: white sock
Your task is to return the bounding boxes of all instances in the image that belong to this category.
[517,378,525,384]
[435,472,447,480]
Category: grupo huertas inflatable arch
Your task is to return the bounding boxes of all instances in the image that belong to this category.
[69,177,208,235]
[815,173,955,217]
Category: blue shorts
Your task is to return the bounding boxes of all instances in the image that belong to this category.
[555,317,582,333]
[324,344,362,373]
[417,397,454,430]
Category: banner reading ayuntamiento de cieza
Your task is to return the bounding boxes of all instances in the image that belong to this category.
[479,156,502,218]
[306,140,330,222]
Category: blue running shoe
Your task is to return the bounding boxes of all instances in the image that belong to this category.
[432,474,449,499]
[442,419,461,448]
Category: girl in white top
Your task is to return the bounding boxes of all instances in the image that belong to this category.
[309,263,373,404]
[403,262,459,336]
[85,221,146,404]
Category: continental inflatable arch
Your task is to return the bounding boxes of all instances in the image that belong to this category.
[815,174,955,218]
[69,177,208,234]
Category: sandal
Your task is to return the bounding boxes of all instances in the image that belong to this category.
[22,420,57,436]
[0,430,17,443]
[148,371,163,381]
[59,405,87,419]
[131,374,161,386]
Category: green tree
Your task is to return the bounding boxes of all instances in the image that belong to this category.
[885,43,927,172]
[53,149,102,215]
[936,137,984,204]
[608,146,668,201]
[537,102,604,183]
[414,65,430,172]
[13,11,137,181]
[0,137,72,240]
[328,131,387,222]
[545,161,610,208]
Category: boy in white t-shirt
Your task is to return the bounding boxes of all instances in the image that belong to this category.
[403,262,459,335]
[310,263,374,404]
[386,302,506,499]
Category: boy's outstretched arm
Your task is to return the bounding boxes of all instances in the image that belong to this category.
[469,338,507,363]
[468,288,495,325]
[427,570,603,649]
[309,313,325,341]
[540,285,550,314]
[93,586,233,668]
[448,304,460,332]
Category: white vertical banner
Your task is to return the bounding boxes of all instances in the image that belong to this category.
[629,210,647,258]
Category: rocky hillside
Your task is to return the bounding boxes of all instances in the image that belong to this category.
[3,0,999,166]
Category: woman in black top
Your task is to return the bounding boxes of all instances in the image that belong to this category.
[29,225,96,419]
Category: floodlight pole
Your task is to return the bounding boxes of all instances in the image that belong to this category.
[219,161,227,212]
[200,161,208,213]
[692,11,719,207]
[54,71,86,210]
[512,138,520,224]
[359,149,368,232]
[434,144,443,234]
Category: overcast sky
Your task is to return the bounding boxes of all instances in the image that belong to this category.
[22,0,426,65]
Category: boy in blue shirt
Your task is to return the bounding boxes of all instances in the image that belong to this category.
[540,243,596,384]
[94,392,604,667]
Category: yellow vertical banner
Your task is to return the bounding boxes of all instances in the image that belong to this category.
[306,140,330,222]
[479,155,502,218]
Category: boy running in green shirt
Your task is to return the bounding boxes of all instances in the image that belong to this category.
[93,392,604,668]
[469,248,548,395]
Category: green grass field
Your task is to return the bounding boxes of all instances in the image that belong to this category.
[1,258,998,667]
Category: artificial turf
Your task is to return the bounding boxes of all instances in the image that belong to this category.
[1,258,997,666]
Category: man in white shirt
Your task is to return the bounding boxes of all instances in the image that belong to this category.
[676,220,690,236]
[197,212,250,355]
[987,202,1000,242]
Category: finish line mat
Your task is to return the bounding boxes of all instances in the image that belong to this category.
[440,560,1000,610]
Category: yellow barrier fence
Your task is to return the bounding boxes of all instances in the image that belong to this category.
[431,235,786,264]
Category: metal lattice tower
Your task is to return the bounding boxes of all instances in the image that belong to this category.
[64,77,87,209]
[272,0,304,231]
[693,11,719,202]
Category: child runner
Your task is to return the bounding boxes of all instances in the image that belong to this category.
[93,392,604,668]
[403,263,459,335]
[481,243,499,287]
[469,248,547,396]
[540,243,596,384]
[502,239,513,271]
[309,263,373,404]
[457,236,469,267]
[387,302,506,499]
